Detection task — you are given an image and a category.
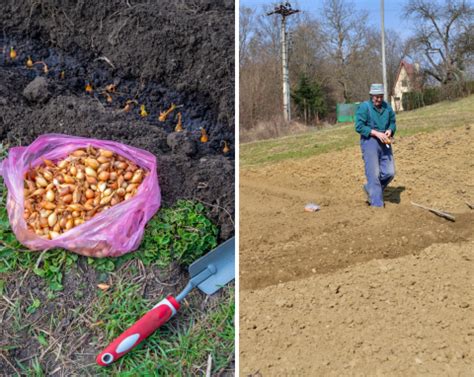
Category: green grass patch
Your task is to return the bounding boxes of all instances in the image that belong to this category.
[26,297,41,314]
[92,282,234,376]
[241,95,474,166]
[15,356,46,377]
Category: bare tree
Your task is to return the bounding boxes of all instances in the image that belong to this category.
[251,7,282,61]
[240,7,255,65]
[240,7,282,131]
[289,15,327,79]
[384,30,405,96]
[404,0,474,84]
[321,0,371,102]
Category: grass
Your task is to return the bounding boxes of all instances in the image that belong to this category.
[2,281,234,376]
[91,282,234,376]
[241,95,474,167]
[0,153,232,375]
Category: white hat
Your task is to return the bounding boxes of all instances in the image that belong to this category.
[369,83,384,95]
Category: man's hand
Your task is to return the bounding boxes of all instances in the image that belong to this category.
[384,129,392,138]
[370,130,390,143]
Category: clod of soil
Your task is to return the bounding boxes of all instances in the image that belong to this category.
[22,76,50,103]
[167,131,197,157]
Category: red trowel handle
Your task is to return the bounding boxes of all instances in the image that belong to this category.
[96,296,180,366]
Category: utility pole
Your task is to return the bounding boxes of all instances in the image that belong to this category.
[380,0,388,100]
[267,3,299,122]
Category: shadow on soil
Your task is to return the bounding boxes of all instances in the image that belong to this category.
[384,186,406,204]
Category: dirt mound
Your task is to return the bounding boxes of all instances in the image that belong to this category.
[240,127,473,290]
[240,241,474,375]
[22,76,50,103]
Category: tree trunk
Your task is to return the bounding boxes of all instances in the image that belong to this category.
[304,99,307,125]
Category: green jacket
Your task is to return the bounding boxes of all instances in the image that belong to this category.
[355,100,396,137]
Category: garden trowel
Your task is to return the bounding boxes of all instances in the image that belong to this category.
[96,237,235,366]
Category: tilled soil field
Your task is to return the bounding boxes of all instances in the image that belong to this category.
[0,1,234,375]
[240,126,473,375]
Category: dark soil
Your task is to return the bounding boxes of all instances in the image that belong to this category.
[1,0,234,130]
[0,1,234,375]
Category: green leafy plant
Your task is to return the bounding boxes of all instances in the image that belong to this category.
[87,256,116,272]
[137,200,219,267]
[87,200,219,271]
[26,298,41,314]
[36,334,48,347]
[32,249,78,291]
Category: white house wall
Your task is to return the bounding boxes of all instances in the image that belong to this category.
[391,66,414,112]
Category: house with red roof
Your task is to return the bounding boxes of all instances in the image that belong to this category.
[391,60,423,112]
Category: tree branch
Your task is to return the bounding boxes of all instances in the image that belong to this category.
[423,68,443,82]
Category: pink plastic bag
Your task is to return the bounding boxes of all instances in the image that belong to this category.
[0,134,161,257]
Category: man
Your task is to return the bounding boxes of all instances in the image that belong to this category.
[355,83,396,207]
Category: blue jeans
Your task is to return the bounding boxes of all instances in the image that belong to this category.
[360,136,395,207]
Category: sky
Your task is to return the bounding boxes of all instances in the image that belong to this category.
[239,0,415,40]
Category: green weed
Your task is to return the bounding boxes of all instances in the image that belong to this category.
[16,356,45,377]
[137,200,219,267]
[87,200,219,272]
[26,297,41,314]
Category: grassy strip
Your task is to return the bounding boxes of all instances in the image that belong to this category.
[241,95,474,166]
[3,281,234,376]
[91,282,234,376]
